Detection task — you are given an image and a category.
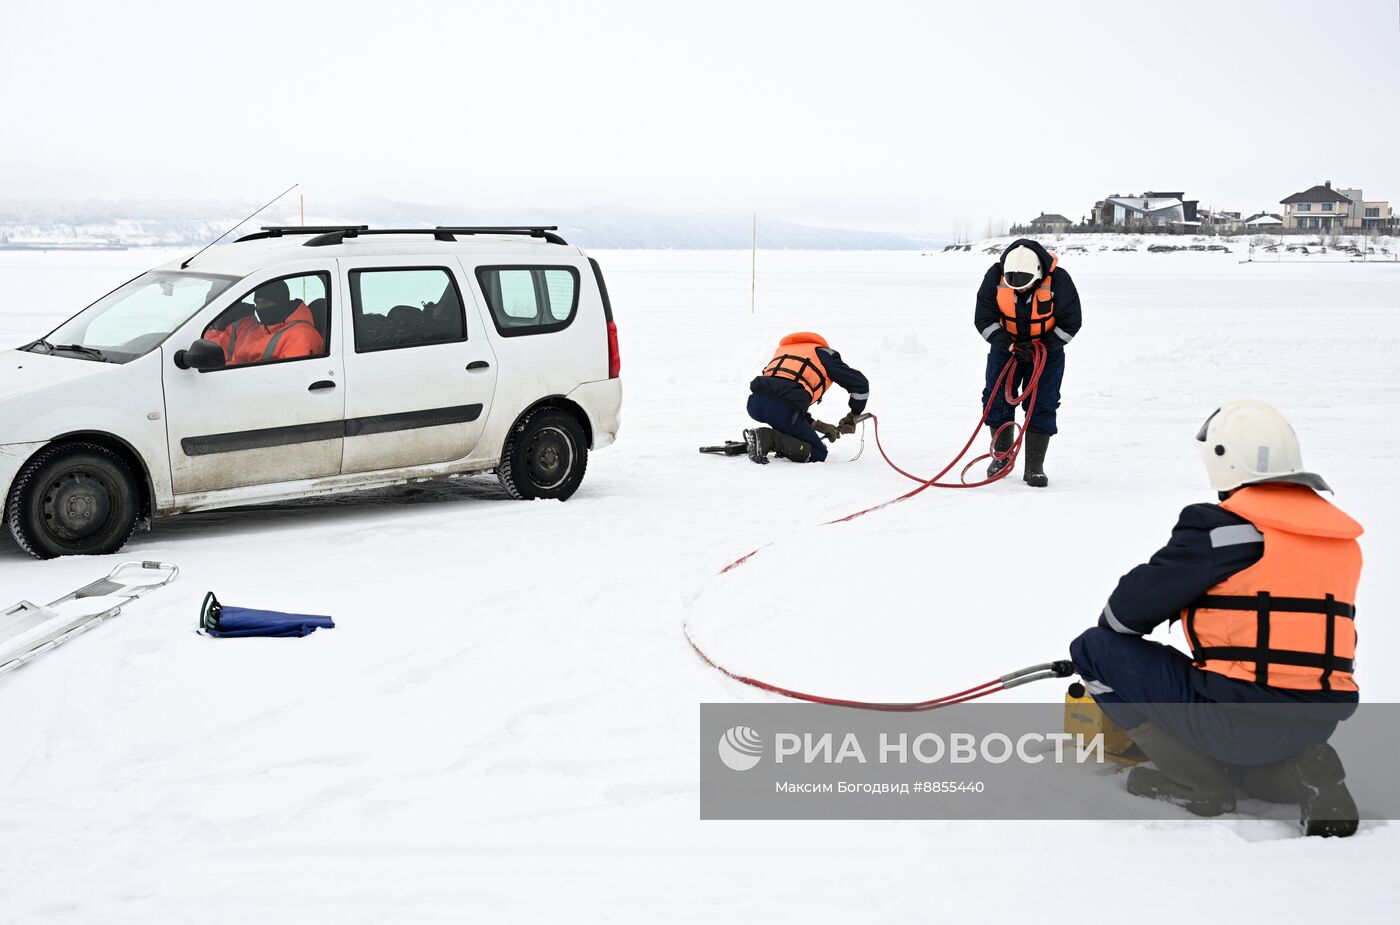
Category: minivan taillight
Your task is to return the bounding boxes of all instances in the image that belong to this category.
[606,320,621,379]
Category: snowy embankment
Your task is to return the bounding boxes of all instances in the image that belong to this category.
[948,232,1398,261]
[0,246,1396,922]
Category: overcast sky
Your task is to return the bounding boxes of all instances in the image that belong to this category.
[2,0,1397,232]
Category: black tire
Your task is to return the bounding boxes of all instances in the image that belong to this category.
[5,443,140,559]
[497,408,588,501]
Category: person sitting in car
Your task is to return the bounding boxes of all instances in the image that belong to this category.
[205,279,324,366]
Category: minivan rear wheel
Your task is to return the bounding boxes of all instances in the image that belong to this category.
[6,443,140,559]
[498,408,588,501]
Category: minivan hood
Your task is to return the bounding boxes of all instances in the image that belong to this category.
[0,349,118,402]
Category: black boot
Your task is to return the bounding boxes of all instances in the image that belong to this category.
[1023,430,1051,487]
[743,427,775,464]
[1239,742,1358,837]
[769,430,813,463]
[1124,722,1236,817]
[985,426,1015,478]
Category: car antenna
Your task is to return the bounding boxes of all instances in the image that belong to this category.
[180,182,299,269]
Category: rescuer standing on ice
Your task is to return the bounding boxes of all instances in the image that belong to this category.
[974,238,1081,486]
[1069,400,1362,836]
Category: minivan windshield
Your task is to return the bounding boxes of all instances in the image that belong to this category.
[29,270,239,363]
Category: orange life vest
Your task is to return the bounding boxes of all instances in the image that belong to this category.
[996,255,1058,339]
[762,332,831,404]
[1181,483,1363,692]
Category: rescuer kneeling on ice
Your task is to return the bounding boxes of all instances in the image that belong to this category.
[1069,401,1362,836]
[744,332,869,464]
[974,239,1081,486]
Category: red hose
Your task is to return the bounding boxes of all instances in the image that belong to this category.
[686,619,1012,710]
[828,339,1047,525]
[687,342,1052,710]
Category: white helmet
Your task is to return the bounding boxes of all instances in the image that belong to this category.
[1195,400,1330,493]
[1003,245,1043,290]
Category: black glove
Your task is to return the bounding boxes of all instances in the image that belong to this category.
[837,411,860,435]
[811,419,839,440]
[1010,341,1033,361]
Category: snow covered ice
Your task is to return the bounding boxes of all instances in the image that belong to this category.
[0,243,1397,922]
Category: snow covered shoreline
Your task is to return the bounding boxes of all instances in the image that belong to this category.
[0,247,1396,922]
[944,232,1398,261]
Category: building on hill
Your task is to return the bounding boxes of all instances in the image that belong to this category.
[1281,181,1351,230]
[1094,192,1199,227]
[1098,195,1183,226]
[1336,188,1392,231]
[1142,192,1199,222]
[1027,213,1074,233]
[1199,208,1243,231]
[1279,181,1390,231]
[1242,212,1283,229]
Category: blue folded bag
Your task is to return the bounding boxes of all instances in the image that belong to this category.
[199,592,335,638]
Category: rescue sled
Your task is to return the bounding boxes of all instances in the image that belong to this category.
[0,561,179,677]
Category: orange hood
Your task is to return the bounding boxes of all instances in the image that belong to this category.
[1223,483,1363,540]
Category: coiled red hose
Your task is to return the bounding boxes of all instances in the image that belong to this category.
[829,339,1047,524]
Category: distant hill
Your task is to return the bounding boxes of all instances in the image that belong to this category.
[0,197,942,251]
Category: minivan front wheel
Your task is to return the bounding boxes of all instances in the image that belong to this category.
[6,443,140,559]
[498,408,588,501]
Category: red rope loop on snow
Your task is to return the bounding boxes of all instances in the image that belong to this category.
[687,342,1058,710]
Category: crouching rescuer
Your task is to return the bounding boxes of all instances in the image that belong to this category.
[745,332,869,464]
[1069,401,1362,836]
[975,239,1080,486]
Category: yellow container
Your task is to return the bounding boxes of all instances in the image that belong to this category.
[1064,683,1143,765]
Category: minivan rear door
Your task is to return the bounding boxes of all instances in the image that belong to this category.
[337,258,498,474]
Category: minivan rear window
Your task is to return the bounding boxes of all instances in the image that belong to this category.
[476,266,579,337]
[350,266,466,352]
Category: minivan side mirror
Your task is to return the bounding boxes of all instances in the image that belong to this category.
[174,338,226,371]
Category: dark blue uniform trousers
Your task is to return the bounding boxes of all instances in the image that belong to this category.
[746,393,828,462]
[983,346,1065,435]
[1070,627,1339,766]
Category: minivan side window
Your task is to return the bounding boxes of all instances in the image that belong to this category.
[476,266,580,337]
[202,272,331,368]
[350,267,467,352]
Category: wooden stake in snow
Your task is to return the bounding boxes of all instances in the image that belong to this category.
[751,212,757,314]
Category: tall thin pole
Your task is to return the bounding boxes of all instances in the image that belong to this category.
[751,212,757,314]
[300,193,305,226]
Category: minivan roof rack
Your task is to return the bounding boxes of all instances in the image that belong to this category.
[232,225,568,247]
[235,225,370,243]
[303,226,568,247]
[435,226,568,245]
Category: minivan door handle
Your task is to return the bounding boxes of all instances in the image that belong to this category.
[309,380,337,391]
[466,361,490,371]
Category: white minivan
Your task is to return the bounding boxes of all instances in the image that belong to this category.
[0,226,622,558]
